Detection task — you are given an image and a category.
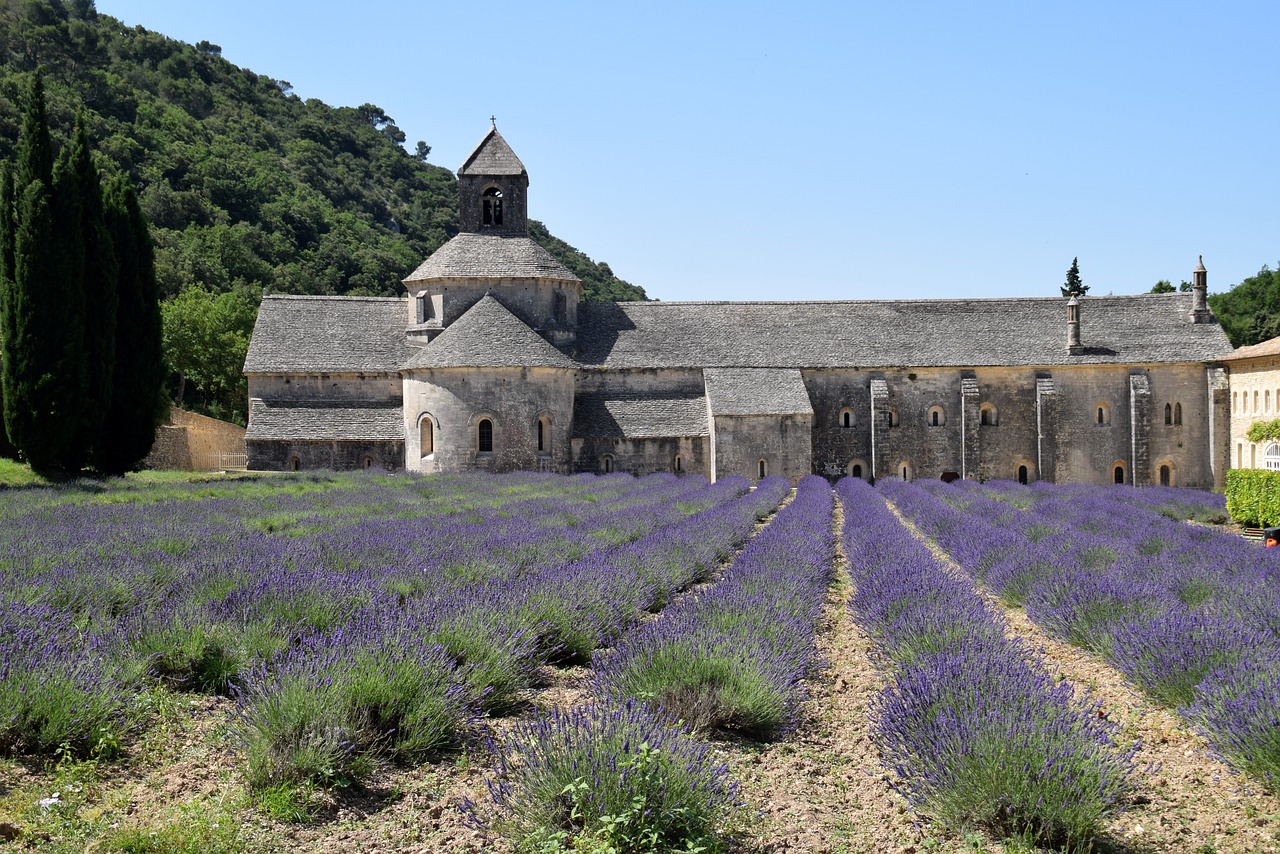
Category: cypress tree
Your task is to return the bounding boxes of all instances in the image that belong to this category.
[1061,257,1089,298]
[0,166,17,460]
[5,69,84,472]
[97,176,164,474]
[63,114,117,468]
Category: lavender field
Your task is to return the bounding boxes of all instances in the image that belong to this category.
[0,470,1278,853]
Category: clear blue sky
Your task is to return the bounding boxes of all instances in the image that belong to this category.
[96,0,1280,302]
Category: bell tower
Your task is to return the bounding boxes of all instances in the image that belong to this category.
[457,121,529,236]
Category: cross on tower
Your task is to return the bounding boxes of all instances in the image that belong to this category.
[490,115,496,129]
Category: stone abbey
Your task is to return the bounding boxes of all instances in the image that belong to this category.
[244,127,1234,487]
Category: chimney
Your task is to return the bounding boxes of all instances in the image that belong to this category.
[1067,295,1084,355]
[1190,255,1213,323]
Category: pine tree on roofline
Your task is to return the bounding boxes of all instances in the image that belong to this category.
[1061,257,1088,298]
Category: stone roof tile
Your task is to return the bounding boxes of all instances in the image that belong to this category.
[574,294,1233,369]
[458,127,527,176]
[572,392,710,439]
[403,294,575,370]
[1219,334,1280,362]
[245,399,404,441]
[704,368,814,416]
[243,296,411,374]
[404,234,578,283]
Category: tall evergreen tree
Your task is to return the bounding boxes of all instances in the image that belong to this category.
[1061,257,1088,298]
[0,165,17,460]
[4,69,84,472]
[97,176,164,474]
[62,113,117,468]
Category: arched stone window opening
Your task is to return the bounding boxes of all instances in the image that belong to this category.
[1255,391,1261,412]
[481,186,504,226]
[477,418,494,454]
[553,291,568,326]
[419,416,434,458]
[847,458,867,479]
[1238,442,1244,469]
[1174,402,1182,425]
[289,456,300,472]
[887,408,900,428]
[675,454,684,473]
[362,455,374,469]
[927,405,946,427]
[1018,465,1029,485]
[840,408,854,429]
[851,463,863,479]
[1159,464,1173,486]
[758,459,768,479]
[601,454,614,474]
[1265,443,1280,471]
[979,403,998,426]
[1095,401,1112,426]
[1164,403,1173,425]
[537,417,551,454]
[1113,463,1126,484]
[1233,391,1238,413]
[899,461,912,481]
[1251,443,1257,468]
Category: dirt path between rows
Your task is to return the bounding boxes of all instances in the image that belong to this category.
[886,498,1280,854]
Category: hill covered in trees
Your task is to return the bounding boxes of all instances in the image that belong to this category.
[0,0,646,421]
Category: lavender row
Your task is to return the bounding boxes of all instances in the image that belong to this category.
[595,475,834,738]
[891,478,1280,790]
[233,475,790,788]
[838,477,1135,848]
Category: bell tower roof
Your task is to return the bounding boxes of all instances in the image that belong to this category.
[459,125,527,178]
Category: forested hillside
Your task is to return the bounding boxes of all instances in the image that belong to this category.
[1208,265,1280,349]
[0,0,646,422]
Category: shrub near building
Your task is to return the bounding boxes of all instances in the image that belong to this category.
[1225,469,1280,527]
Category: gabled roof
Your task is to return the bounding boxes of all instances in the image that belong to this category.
[244,296,412,374]
[573,392,710,439]
[403,294,575,370]
[403,234,579,283]
[1219,334,1280,362]
[575,293,1234,369]
[245,399,404,441]
[704,368,814,416]
[458,127,526,177]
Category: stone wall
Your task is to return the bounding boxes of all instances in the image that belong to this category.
[403,366,575,474]
[247,440,403,472]
[405,277,582,346]
[571,436,709,477]
[1227,355,1280,470]
[711,413,812,484]
[247,373,401,402]
[144,408,246,471]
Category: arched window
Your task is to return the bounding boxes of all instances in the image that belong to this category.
[289,456,300,472]
[1017,465,1029,485]
[758,459,768,479]
[537,416,551,454]
[481,186,504,226]
[899,462,912,481]
[979,403,998,426]
[362,455,374,469]
[887,408,899,428]
[1164,403,1172,425]
[1265,443,1280,471]
[1233,391,1238,413]
[1113,464,1125,484]
[424,414,440,458]
[1267,390,1272,413]
[1159,464,1172,486]
[477,418,494,453]
[1173,402,1182,425]
[850,463,863,479]
[927,405,946,427]
[1238,442,1244,468]
[1095,402,1111,426]
[601,454,614,474]
[840,408,854,428]
[1255,390,1260,412]
[674,454,684,473]
[1251,443,1257,468]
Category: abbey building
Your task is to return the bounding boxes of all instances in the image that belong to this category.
[244,128,1234,488]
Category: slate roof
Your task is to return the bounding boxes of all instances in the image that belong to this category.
[572,392,710,439]
[704,368,814,416]
[458,127,527,177]
[403,234,579,283]
[244,296,411,374]
[245,399,404,441]
[403,294,575,370]
[575,294,1234,369]
[1219,334,1280,362]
